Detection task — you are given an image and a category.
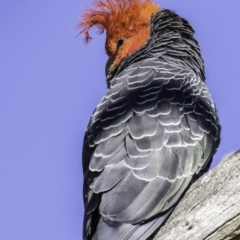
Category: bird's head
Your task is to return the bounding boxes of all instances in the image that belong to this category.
[77,0,160,71]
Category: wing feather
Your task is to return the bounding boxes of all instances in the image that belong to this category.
[82,57,219,240]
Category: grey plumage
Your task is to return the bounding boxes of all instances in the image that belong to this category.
[82,9,221,240]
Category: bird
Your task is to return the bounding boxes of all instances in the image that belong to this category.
[78,0,221,239]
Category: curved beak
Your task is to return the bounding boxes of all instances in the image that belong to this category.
[105,57,114,76]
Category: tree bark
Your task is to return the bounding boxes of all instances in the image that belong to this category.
[154,151,240,240]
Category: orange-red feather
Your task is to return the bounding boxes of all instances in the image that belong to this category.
[78,0,160,43]
[77,0,160,69]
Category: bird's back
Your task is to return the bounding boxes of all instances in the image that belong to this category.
[82,57,220,240]
[80,6,221,240]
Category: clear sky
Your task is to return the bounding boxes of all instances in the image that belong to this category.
[1,0,240,239]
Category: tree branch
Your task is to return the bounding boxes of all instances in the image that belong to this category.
[154,151,240,240]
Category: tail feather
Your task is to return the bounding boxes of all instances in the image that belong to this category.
[93,209,172,240]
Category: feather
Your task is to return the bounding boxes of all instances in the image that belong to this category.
[81,8,221,240]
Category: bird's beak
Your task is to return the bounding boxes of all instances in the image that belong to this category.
[105,57,114,76]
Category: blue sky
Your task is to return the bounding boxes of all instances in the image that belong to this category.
[1,1,240,239]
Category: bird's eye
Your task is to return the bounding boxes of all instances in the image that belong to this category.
[117,39,124,48]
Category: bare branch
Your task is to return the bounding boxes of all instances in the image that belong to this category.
[154,151,240,240]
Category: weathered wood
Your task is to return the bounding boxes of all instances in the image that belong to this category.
[154,151,240,240]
